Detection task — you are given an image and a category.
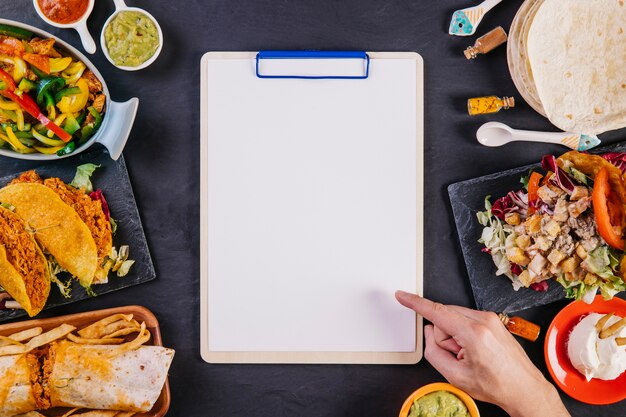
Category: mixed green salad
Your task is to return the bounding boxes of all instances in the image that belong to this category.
[477,151,626,302]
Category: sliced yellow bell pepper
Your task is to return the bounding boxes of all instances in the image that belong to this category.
[34,144,65,154]
[15,109,23,131]
[32,128,65,146]
[13,57,26,83]
[57,78,89,114]
[0,97,19,110]
[49,57,72,73]
[4,126,31,152]
[61,61,86,85]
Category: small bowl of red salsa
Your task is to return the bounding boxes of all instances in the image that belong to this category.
[33,0,96,54]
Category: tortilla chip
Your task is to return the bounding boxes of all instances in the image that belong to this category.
[0,183,98,287]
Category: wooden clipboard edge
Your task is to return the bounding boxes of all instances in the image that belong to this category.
[199,51,424,364]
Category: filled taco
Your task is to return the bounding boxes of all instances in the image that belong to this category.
[0,183,98,288]
[10,170,113,284]
[0,206,50,317]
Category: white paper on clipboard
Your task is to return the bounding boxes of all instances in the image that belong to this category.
[200,52,424,364]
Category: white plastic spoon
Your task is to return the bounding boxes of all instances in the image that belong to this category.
[476,122,601,151]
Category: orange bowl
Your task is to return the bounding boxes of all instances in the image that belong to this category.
[544,295,626,404]
[399,382,480,417]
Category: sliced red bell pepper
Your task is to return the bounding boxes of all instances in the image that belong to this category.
[592,167,625,250]
[0,68,71,142]
[527,171,543,214]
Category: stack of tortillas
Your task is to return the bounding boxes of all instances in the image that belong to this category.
[507,0,626,135]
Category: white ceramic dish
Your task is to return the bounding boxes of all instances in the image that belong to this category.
[101,0,163,71]
[0,19,138,161]
[32,0,97,54]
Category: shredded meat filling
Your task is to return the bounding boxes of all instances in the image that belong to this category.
[0,207,49,310]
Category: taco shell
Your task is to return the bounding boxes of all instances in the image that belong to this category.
[0,207,50,317]
[0,183,98,288]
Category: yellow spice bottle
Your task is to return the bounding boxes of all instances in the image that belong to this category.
[467,96,515,116]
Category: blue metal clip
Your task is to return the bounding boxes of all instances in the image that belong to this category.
[255,50,370,79]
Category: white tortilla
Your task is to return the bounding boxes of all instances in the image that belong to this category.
[48,342,174,412]
[0,355,37,417]
[526,0,626,134]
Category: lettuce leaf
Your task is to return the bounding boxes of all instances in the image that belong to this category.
[70,163,100,193]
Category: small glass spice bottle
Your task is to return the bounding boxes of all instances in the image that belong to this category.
[467,95,514,116]
[499,313,541,342]
[464,26,508,59]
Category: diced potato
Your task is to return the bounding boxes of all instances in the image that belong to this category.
[584,273,599,285]
[560,256,580,273]
[506,247,530,266]
[544,220,561,237]
[525,215,542,234]
[576,244,588,260]
[505,212,521,226]
[547,249,566,266]
[518,269,532,287]
[515,235,531,250]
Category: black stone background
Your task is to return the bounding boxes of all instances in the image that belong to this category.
[1,1,626,416]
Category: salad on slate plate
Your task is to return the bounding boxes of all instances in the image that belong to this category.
[478,151,626,303]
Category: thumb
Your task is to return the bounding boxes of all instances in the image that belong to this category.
[423,325,464,381]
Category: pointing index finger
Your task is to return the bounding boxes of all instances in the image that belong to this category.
[395,290,469,337]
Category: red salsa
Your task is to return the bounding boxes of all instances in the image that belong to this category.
[37,0,89,24]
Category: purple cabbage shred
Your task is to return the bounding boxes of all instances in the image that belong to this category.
[541,155,577,193]
[602,153,626,174]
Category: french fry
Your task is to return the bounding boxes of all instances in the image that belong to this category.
[77,314,133,339]
[72,411,123,416]
[67,333,124,345]
[105,327,142,339]
[0,336,25,347]
[6,327,43,342]
[616,337,626,346]
[26,324,76,350]
[595,313,614,332]
[109,322,151,357]
[599,317,626,339]
[0,344,26,356]
[60,408,81,417]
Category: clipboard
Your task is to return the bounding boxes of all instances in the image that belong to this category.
[200,51,424,364]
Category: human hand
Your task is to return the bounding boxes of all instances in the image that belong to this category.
[395,291,570,417]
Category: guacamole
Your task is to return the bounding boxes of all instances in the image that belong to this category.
[104,11,159,67]
[408,391,469,417]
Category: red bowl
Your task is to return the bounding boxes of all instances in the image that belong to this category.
[544,295,626,404]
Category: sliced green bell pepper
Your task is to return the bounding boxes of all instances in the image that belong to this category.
[0,24,33,40]
[18,78,37,92]
[54,86,81,103]
[63,113,81,135]
[37,77,65,106]
[56,140,75,156]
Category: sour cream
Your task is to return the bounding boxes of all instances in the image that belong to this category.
[567,313,626,381]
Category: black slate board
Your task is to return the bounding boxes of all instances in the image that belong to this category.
[449,142,626,313]
[0,149,155,322]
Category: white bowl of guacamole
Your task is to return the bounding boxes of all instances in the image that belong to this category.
[101,3,163,71]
